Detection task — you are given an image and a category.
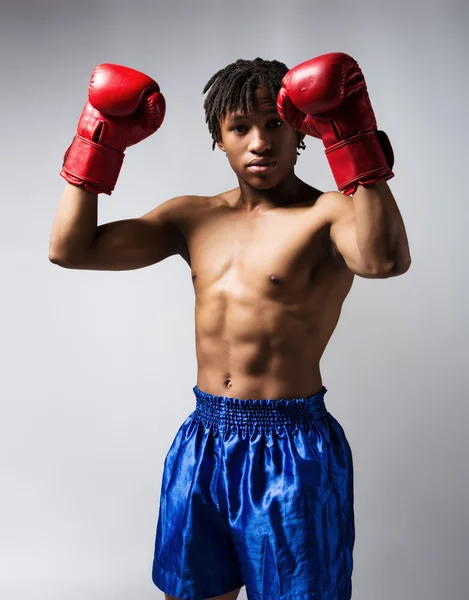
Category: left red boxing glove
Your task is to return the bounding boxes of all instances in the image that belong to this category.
[60,63,166,195]
[277,52,394,195]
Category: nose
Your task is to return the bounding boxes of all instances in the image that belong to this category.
[248,127,272,154]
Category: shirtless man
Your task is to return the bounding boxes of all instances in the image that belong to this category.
[49,55,411,600]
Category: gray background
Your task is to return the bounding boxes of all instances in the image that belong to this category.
[1,0,468,598]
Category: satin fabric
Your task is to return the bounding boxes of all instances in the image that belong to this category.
[152,386,354,600]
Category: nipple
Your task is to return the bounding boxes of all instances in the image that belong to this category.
[269,274,280,284]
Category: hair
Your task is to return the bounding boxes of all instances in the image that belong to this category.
[202,57,306,155]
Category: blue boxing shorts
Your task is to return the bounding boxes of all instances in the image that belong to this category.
[152,385,354,600]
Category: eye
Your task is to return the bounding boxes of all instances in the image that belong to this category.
[230,119,282,134]
[269,119,283,128]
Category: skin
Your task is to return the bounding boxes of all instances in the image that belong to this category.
[174,84,355,399]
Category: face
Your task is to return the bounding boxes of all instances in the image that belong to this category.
[217,85,303,189]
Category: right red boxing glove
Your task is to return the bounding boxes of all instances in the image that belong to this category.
[60,63,166,195]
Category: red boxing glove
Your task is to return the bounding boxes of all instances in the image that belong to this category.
[60,63,166,195]
[277,52,394,195]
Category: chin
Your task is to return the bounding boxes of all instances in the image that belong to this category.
[240,171,288,189]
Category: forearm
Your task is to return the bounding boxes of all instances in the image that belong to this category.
[48,183,98,263]
[352,180,411,273]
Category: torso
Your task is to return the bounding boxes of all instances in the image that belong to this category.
[174,186,354,400]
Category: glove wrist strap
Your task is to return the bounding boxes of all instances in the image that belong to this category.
[325,130,394,195]
[60,135,124,195]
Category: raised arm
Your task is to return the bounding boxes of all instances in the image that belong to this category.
[49,62,179,270]
[48,184,187,270]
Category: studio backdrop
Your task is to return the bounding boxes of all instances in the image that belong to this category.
[1,1,467,599]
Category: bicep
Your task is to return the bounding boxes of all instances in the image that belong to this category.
[65,197,187,271]
[330,216,367,274]
[326,193,376,278]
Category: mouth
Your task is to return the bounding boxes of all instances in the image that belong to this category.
[246,158,277,174]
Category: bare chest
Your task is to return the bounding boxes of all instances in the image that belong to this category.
[180,201,346,303]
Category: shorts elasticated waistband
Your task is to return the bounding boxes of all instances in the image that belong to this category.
[192,385,329,430]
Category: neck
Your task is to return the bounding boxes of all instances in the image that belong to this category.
[235,170,305,213]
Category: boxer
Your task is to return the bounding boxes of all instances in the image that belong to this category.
[50,54,411,600]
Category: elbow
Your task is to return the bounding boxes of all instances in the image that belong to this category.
[399,257,412,274]
[49,242,64,266]
[391,254,412,277]
[49,253,73,268]
[48,242,81,267]
[372,257,412,278]
[49,255,66,267]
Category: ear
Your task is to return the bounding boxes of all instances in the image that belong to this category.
[217,140,226,152]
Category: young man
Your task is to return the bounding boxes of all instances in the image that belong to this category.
[49,55,411,600]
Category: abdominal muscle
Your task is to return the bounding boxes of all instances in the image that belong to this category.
[194,278,347,400]
[179,190,354,401]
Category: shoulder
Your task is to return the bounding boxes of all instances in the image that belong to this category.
[161,194,206,214]
[314,190,353,223]
[143,194,207,225]
[144,190,234,226]
[137,195,202,253]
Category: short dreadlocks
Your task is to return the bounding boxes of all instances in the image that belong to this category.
[202,57,306,155]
